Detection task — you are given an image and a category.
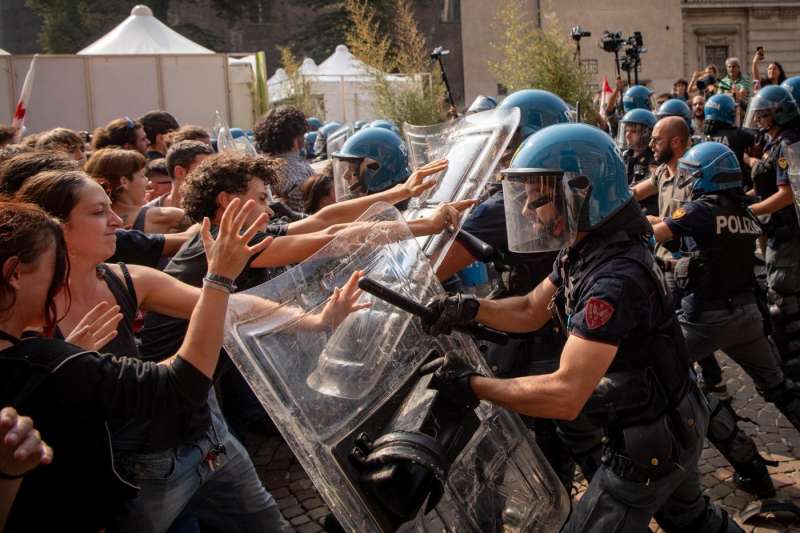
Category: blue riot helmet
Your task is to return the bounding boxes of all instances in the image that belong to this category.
[703,94,736,127]
[622,85,654,112]
[499,123,630,253]
[331,127,410,200]
[313,121,343,159]
[657,99,692,128]
[304,131,318,160]
[781,77,800,105]
[677,141,742,198]
[616,109,657,151]
[230,128,245,139]
[744,84,800,129]
[354,120,368,131]
[466,95,498,115]
[497,89,572,139]
[307,117,323,132]
[369,119,401,136]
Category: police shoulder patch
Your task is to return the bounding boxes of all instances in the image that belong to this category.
[672,207,686,220]
[584,297,615,330]
[779,157,789,170]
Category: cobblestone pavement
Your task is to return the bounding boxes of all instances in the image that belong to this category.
[245,352,800,532]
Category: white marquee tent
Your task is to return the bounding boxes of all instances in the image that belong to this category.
[77,5,214,55]
[0,5,264,132]
[268,44,422,123]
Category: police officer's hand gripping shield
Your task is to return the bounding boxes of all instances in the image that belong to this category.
[222,202,568,532]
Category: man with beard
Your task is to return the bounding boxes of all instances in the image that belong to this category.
[633,117,777,498]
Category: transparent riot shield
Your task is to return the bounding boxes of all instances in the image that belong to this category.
[785,141,800,221]
[224,202,568,533]
[326,125,354,157]
[403,108,520,269]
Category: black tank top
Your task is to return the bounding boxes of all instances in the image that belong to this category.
[56,263,139,358]
[131,206,151,232]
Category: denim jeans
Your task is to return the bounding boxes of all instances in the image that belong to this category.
[109,395,289,533]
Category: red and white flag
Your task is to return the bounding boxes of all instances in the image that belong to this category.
[12,54,38,142]
[599,75,614,114]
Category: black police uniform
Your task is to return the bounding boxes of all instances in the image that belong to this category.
[623,147,659,217]
[664,192,799,495]
[459,191,603,487]
[703,125,756,190]
[751,126,800,372]
[548,204,728,533]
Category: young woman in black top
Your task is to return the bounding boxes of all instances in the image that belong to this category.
[0,197,272,531]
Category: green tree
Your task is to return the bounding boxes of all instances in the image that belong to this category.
[345,0,446,128]
[489,0,596,123]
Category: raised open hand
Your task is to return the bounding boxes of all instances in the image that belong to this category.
[65,301,123,351]
[402,159,449,198]
[202,198,274,280]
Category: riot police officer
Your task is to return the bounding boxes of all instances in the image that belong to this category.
[703,94,757,189]
[423,123,741,532]
[330,126,411,201]
[745,85,800,378]
[436,89,603,489]
[652,142,800,495]
[657,98,693,129]
[306,116,323,132]
[312,121,343,160]
[622,84,655,112]
[617,108,658,216]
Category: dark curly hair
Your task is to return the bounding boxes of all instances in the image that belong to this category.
[181,153,281,222]
[0,151,79,194]
[138,110,180,145]
[253,105,308,155]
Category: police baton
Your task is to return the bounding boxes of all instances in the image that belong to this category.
[358,277,508,345]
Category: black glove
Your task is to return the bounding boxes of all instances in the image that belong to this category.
[428,354,483,411]
[424,293,480,336]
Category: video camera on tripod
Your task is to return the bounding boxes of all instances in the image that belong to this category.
[599,31,647,84]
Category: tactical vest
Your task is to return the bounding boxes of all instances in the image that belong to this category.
[753,128,800,235]
[677,193,759,302]
[550,207,691,429]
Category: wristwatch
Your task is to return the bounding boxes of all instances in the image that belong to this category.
[203,272,237,294]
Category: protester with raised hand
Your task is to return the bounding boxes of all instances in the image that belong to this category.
[0,198,276,531]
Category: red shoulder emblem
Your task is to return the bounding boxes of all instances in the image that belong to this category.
[584,297,615,330]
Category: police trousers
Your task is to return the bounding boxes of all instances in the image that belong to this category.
[766,235,800,295]
[562,387,710,532]
[679,301,784,391]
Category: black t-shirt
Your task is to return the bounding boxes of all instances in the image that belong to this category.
[109,229,165,268]
[139,224,287,362]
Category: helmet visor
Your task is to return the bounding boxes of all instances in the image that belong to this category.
[332,155,379,201]
[676,164,702,194]
[743,96,776,129]
[501,170,580,253]
[616,122,649,152]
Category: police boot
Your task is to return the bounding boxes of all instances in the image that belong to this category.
[762,379,800,431]
[706,394,776,498]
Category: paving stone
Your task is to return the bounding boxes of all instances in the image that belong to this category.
[291,514,311,526]
[283,505,305,519]
[296,522,324,533]
[302,497,325,511]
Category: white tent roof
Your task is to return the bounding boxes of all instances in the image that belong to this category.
[316,45,373,78]
[0,48,9,56]
[78,5,214,55]
[298,58,318,75]
[268,67,289,86]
